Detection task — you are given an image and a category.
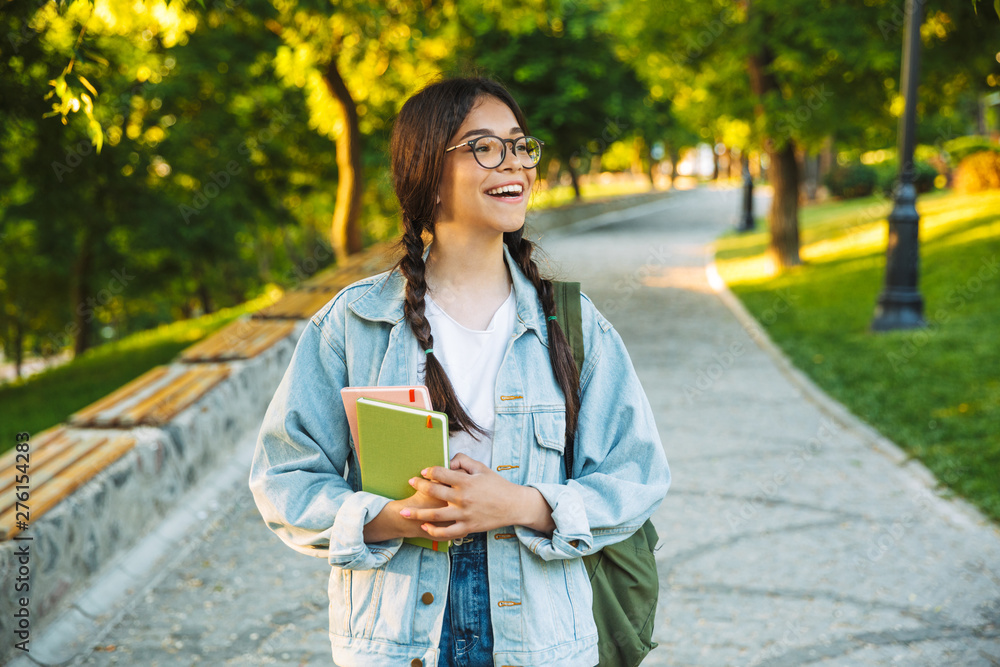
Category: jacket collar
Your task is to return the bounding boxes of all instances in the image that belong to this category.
[348,241,549,346]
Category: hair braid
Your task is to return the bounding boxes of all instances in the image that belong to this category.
[503,232,581,452]
[398,222,486,438]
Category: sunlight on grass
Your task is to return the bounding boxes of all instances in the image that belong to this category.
[714,188,1000,523]
[530,179,657,210]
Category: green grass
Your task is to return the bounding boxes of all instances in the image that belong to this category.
[715,189,1000,523]
[0,289,281,452]
[530,179,659,210]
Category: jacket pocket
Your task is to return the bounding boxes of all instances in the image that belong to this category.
[530,410,567,483]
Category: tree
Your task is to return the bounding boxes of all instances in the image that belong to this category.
[461,2,649,199]
[607,0,999,271]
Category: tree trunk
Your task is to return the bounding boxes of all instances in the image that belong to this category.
[669,147,680,187]
[767,140,802,268]
[14,318,24,379]
[566,161,582,200]
[198,282,213,315]
[545,158,561,189]
[747,2,801,270]
[322,56,363,259]
[71,231,93,357]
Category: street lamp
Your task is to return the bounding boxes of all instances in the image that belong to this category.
[872,0,926,331]
[737,154,755,232]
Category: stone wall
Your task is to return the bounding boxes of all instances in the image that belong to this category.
[0,321,303,663]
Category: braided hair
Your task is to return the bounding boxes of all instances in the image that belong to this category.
[390,77,580,451]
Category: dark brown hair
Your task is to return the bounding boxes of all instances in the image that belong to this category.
[390,77,581,451]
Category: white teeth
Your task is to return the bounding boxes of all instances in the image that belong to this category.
[486,184,523,196]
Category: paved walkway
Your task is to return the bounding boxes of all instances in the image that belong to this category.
[20,187,1000,666]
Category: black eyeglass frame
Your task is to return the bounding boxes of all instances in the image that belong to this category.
[443,135,545,169]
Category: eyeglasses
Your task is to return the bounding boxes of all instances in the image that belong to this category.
[444,135,544,169]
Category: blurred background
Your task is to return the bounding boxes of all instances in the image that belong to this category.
[1,0,998,516]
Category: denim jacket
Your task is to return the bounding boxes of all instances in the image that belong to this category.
[249,243,670,667]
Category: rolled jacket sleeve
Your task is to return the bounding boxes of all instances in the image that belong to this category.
[515,298,671,560]
[249,310,402,570]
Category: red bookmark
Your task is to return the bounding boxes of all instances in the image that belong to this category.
[409,389,415,402]
[426,415,433,428]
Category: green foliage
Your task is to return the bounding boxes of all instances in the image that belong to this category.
[460,2,651,179]
[716,190,1000,523]
[824,161,878,199]
[872,158,939,195]
[0,0,339,364]
[954,150,1000,193]
[944,135,1000,164]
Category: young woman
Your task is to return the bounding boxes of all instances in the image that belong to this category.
[249,77,669,667]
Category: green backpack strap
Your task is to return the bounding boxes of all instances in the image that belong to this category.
[551,280,583,481]
[552,280,585,379]
[552,280,660,667]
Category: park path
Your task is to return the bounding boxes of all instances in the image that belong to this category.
[19,186,1000,667]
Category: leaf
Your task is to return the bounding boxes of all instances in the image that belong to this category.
[995,0,999,19]
[82,50,110,67]
[88,118,104,154]
[78,75,98,97]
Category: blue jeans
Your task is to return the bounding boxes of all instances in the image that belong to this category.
[438,533,494,667]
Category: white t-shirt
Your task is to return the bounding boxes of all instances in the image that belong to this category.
[419,289,516,469]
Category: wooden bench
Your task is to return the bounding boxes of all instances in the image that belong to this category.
[0,241,397,545]
[0,428,136,540]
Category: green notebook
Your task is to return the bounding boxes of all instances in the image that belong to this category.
[355,397,451,553]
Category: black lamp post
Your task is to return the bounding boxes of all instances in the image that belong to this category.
[737,154,755,232]
[872,0,926,331]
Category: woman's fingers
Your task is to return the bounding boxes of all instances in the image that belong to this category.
[420,521,468,540]
[420,463,472,487]
[401,505,456,523]
[409,476,455,502]
[448,453,488,474]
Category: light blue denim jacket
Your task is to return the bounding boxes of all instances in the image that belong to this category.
[249,243,670,667]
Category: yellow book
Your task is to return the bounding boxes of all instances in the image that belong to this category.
[355,397,451,553]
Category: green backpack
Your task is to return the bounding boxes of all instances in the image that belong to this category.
[552,281,661,667]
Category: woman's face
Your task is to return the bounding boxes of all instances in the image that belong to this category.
[435,95,536,237]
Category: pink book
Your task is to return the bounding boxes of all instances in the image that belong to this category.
[340,386,432,453]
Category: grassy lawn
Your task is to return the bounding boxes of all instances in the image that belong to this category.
[715,189,1000,523]
[0,289,281,451]
[530,178,658,209]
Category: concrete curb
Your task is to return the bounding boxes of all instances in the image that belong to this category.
[705,254,996,533]
[8,427,260,667]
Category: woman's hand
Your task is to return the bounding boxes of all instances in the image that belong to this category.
[400,453,555,539]
[363,485,450,542]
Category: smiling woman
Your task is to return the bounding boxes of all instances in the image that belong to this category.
[249,77,670,667]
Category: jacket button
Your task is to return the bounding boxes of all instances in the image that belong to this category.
[421,592,434,605]
[410,660,423,667]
